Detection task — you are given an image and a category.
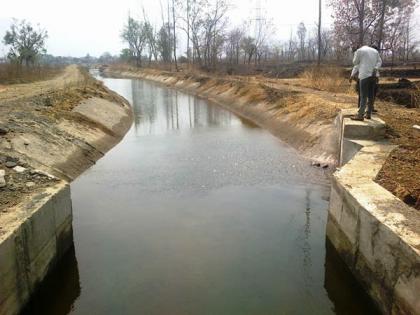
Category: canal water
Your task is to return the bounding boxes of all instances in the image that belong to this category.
[23,77,379,315]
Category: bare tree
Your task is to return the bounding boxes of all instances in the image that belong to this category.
[142,9,159,64]
[171,0,178,70]
[200,0,229,69]
[121,16,147,67]
[226,27,244,66]
[317,0,322,65]
[241,36,256,64]
[3,19,48,66]
[297,22,307,61]
[157,24,173,62]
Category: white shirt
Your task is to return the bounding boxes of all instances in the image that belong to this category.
[350,46,382,80]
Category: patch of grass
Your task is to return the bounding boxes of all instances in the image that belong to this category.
[0,63,63,85]
[299,65,349,93]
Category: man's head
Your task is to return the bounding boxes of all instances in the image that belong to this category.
[370,45,379,51]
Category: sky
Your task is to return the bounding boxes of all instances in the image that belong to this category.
[0,0,419,58]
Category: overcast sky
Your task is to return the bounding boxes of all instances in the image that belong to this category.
[0,0,419,57]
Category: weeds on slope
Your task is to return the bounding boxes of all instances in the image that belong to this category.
[0,64,63,85]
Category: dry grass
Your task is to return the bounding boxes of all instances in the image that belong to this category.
[299,65,350,93]
[0,63,63,85]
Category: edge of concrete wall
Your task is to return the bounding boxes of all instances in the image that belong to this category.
[0,74,134,315]
[0,182,72,315]
[327,111,420,315]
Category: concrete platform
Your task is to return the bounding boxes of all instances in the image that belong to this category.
[342,117,386,140]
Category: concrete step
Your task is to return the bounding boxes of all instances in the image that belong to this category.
[342,117,386,140]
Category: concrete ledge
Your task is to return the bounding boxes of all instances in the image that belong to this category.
[0,182,73,315]
[328,111,420,315]
[338,108,387,166]
[342,117,386,140]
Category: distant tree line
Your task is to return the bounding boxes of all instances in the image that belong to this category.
[120,0,419,71]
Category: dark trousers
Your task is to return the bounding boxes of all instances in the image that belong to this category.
[356,78,378,108]
[357,77,377,117]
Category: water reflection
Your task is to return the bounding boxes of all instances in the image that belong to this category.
[21,245,81,315]
[302,189,313,287]
[324,239,381,315]
[130,80,241,135]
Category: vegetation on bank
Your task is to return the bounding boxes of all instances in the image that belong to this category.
[118,0,418,74]
[105,63,420,210]
[0,19,63,85]
[0,63,63,84]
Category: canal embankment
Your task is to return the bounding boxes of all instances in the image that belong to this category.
[0,65,133,315]
[329,109,419,315]
[103,66,419,314]
[103,66,357,166]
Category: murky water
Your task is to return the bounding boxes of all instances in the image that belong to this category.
[23,78,379,315]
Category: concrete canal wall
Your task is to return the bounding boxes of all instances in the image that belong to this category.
[0,183,72,315]
[0,69,133,315]
[327,109,420,315]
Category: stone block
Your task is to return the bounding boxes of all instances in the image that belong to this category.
[339,200,359,246]
[329,179,344,216]
[342,117,386,140]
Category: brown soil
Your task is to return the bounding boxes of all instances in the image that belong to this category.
[105,64,419,210]
[0,158,60,212]
[375,103,420,209]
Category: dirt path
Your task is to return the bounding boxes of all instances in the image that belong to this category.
[0,65,84,101]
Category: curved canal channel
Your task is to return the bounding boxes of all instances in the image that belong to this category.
[23,76,379,315]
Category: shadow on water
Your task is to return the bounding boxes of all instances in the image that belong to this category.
[21,244,81,315]
[324,239,381,315]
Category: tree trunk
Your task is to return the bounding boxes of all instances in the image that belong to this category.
[186,0,190,65]
[317,0,322,66]
[167,1,172,70]
[358,0,365,47]
[377,0,386,51]
[172,0,178,71]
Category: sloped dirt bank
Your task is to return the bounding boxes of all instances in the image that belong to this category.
[0,65,133,315]
[0,65,133,215]
[104,66,356,166]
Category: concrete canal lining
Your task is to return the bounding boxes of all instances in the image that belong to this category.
[0,72,133,315]
[0,182,72,315]
[328,109,420,315]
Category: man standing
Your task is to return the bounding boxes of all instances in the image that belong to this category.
[349,45,382,120]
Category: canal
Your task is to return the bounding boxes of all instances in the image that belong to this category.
[23,77,378,315]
